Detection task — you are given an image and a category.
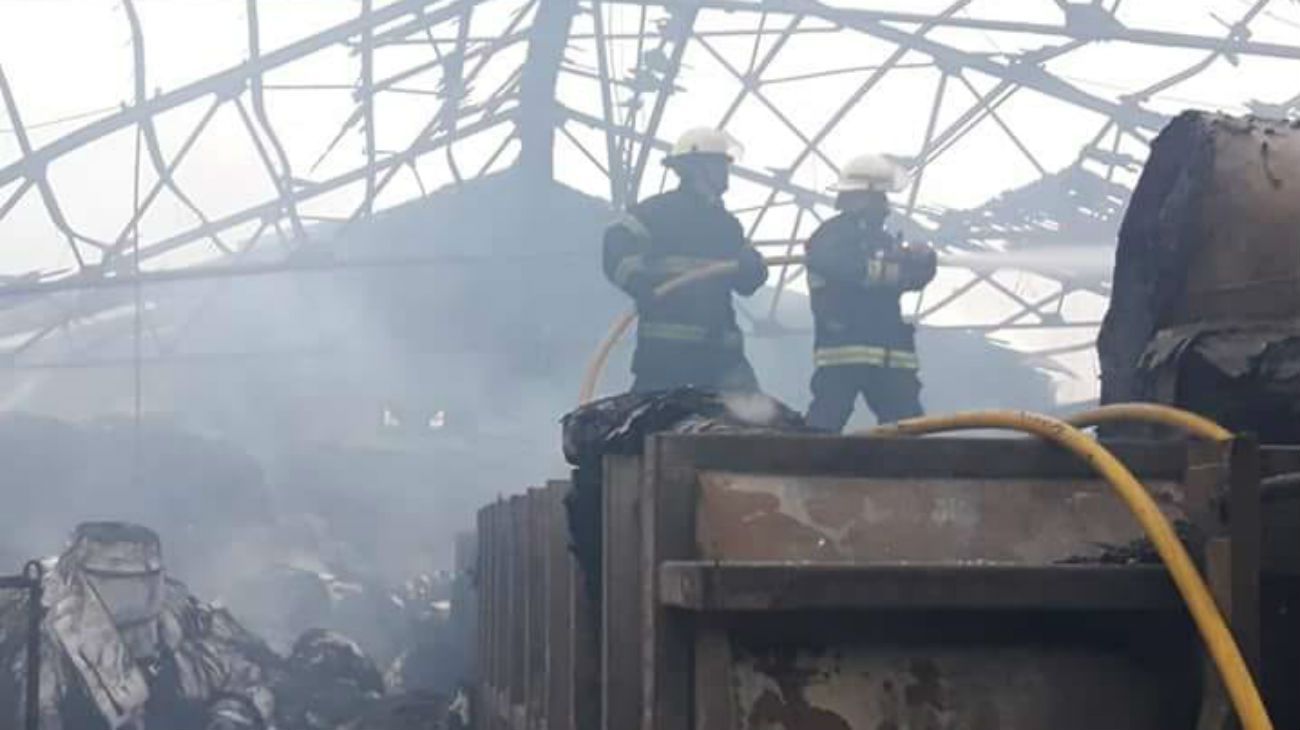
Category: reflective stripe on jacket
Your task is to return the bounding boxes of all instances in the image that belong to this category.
[640,321,742,349]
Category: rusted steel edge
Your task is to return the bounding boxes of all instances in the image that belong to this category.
[0,562,44,730]
[657,561,1185,612]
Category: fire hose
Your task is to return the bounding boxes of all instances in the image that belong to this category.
[1066,403,1233,442]
[578,257,800,405]
[870,410,1271,730]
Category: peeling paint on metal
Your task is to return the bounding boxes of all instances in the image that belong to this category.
[696,472,1187,565]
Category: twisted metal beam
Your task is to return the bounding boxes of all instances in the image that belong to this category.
[0,0,453,188]
[600,0,1300,60]
[121,0,231,257]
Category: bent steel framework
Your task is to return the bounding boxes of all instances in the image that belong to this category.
[0,0,1298,373]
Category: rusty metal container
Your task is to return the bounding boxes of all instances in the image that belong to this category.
[621,433,1261,730]
[471,433,1300,730]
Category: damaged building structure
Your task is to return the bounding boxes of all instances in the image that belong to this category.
[2,1,1300,729]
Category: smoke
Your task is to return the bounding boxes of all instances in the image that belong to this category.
[0,171,1072,665]
[939,244,1116,279]
[0,172,614,661]
[722,391,783,425]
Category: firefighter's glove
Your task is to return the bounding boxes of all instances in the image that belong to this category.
[730,247,768,295]
[865,250,903,288]
[865,242,936,291]
[897,240,937,291]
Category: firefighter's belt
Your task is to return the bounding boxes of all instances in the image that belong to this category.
[814,345,918,369]
[640,322,741,348]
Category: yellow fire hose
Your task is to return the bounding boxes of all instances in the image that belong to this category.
[870,410,1271,730]
[578,256,801,405]
[1066,402,1233,442]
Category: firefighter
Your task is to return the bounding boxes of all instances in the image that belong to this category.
[804,154,937,431]
[602,127,768,393]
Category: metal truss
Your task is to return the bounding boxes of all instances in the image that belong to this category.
[1,0,1299,378]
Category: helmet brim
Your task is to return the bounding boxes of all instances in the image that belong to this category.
[663,151,735,168]
[828,174,908,194]
[829,182,904,194]
[663,130,744,167]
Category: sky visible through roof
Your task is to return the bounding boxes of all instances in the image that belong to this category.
[2,0,1300,404]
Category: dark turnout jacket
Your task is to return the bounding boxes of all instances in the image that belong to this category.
[603,188,767,380]
[805,212,917,367]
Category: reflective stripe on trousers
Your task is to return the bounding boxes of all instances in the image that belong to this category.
[813,345,919,369]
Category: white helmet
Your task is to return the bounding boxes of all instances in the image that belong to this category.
[664,127,743,166]
[831,154,908,193]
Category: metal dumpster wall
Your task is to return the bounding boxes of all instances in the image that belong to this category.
[475,480,596,730]
[637,434,1232,730]
[718,610,1197,730]
[468,434,1290,730]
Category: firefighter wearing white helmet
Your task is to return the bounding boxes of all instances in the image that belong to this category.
[833,153,909,193]
[803,154,937,431]
[601,127,767,393]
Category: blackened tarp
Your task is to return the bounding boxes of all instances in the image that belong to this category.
[1099,111,1300,408]
[559,388,808,596]
[1098,110,1216,405]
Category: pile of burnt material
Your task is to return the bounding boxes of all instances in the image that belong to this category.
[560,388,808,597]
[1099,111,1300,441]
[0,522,454,730]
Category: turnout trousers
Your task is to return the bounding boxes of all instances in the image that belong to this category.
[630,351,760,394]
[805,363,922,432]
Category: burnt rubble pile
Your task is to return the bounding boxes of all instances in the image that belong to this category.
[560,388,809,596]
[0,414,470,726]
[1058,519,1205,566]
[1099,111,1300,441]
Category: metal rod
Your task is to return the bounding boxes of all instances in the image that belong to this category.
[718,13,802,128]
[0,246,585,299]
[246,0,309,243]
[0,178,33,220]
[122,0,229,256]
[361,0,377,218]
[233,97,309,247]
[559,122,609,175]
[695,34,837,171]
[597,0,1300,61]
[907,72,949,219]
[132,119,145,491]
[338,2,531,235]
[627,5,700,203]
[590,0,626,206]
[0,66,104,264]
[763,61,935,85]
[122,111,511,268]
[745,0,972,238]
[377,26,843,44]
[106,97,224,259]
[23,560,43,730]
[954,72,1047,177]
